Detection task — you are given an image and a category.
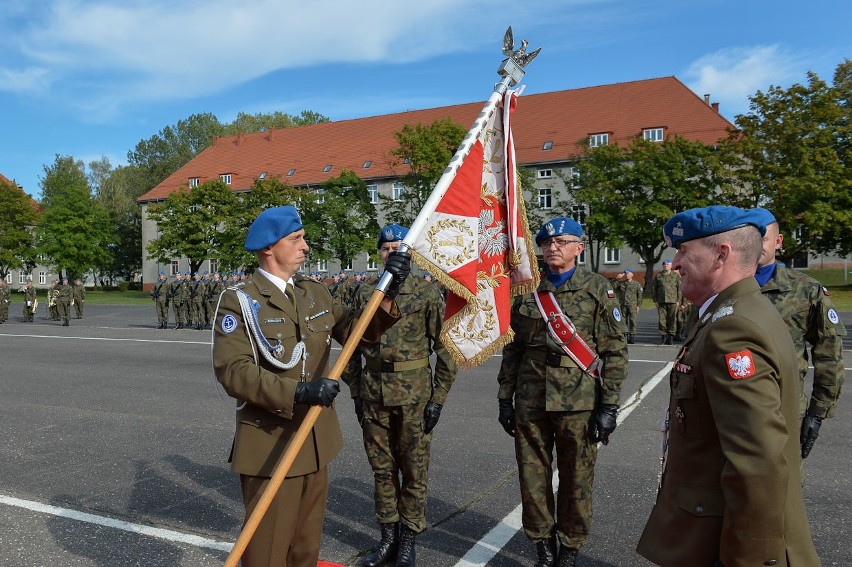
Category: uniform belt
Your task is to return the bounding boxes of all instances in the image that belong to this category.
[365,356,430,373]
[525,349,578,368]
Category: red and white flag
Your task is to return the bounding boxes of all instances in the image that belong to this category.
[410,91,539,368]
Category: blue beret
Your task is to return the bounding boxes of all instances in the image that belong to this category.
[245,206,303,251]
[663,258,671,264]
[624,268,632,273]
[535,217,583,246]
[378,224,409,247]
[159,272,165,276]
[663,206,767,248]
[750,207,777,227]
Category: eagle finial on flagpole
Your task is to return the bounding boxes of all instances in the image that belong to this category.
[499,26,541,88]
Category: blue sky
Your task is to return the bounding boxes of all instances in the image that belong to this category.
[1,0,849,198]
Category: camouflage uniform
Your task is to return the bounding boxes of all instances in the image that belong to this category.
[170,275,191,328]
[497,267,628,550]
[675,297,693,341]
[206,275,226,324]
[72,281,86,318]
[0,281,10,323]
[190,276,207,329]
[150,276,170,328]
[48,282,60,320]
[57,281,73,325]
[619,279,643,341]
[759,264,846,420]
[652,269,681,341]
[343,275,457,533]
[23,284,37,321]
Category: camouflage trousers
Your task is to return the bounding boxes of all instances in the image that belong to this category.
[362,400,432,533]
[57,300,70,321]
[514,404,598,549]
[656,303,678,335]
[0,301,7,321]
[621,304,639,334]
[155,300,169,325]
[74,300,83,318]
[172,300,187,325]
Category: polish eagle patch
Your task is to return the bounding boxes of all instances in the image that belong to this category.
[725,350,755,379]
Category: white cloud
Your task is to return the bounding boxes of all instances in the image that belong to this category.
[683,45,807,117]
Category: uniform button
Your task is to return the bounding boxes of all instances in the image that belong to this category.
[764,561,777,566]
[695,506,703,514]
[277,332,282,338]
[275,409,282,415]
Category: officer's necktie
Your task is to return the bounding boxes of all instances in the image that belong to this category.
[285,284,295,306]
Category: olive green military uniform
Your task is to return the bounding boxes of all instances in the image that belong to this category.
[206,276,226,325]
[0,282,10,323]
[638,277,819,566]
[652,270,681,340]
[23,285,37,321]
[619,279,643,339]
[58,282,73,325]
[170,277,190,328]
[48,283,60,320]
[675,297,693,341]
[760,264,846,420]
[497,267,628,550]
[190,277,207,329]
[150,278,170,328]
[72,282,86,318]
[213,271,398,567]
[343,274,457,533]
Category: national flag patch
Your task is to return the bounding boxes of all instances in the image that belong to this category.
[725,349,755,379]
[607,289,615,298]
[822,286,831,296]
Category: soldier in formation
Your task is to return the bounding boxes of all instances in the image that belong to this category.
[190,272,207,330]
[48,280,60,321]
[205,272,225,324]
[150,273,170,329]
[23,280,37,322]
[751,207,846,460]
[170,273,191,329]
[342,224,457,567]
[637,205,819,566]
[0,280,9,323]
[618,268,643,344]
[497,217,628,567]
[652,259,681,344]
[72,279,86,319]
[57,277,73,326]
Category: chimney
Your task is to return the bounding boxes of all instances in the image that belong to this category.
[237,132,244,146]
[711,102,720,113]
[704,94,711,105]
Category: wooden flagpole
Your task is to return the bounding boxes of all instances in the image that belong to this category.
[223,27,539,566]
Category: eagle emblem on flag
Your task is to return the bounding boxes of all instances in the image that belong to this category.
[725,349,755,379]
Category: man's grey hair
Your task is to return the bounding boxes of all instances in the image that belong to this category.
[703,225,763,270]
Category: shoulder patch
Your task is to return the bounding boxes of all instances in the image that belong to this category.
[220,314,239,334]
[606,289,615,298]
[725,349,755,379]
[711,305,733,322]
[822,286,831,296]
[827,308,840,325]
[612,307,622,322]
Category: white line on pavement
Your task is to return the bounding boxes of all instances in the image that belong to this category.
[0,494,233,552]
[453,362,673,567]
[0,333,208,345]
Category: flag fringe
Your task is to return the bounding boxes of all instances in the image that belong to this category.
[411,249,477,303]
[510,175,541,296]
[440,317,515,370]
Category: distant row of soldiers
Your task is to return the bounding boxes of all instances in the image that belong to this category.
[0,278,85,325]
[610,266,691,345]
[150,272,232,329]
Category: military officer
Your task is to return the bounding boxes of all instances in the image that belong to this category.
[497,217,628,567]
[57,277,73,326]
[652,259,681,344]
[0,279,10,323]
[72,278,86,318]
[150,273,170,328]
[342,224,457,567]
[637,205,819,566]
[213,206,410,567]
[619,268,643,344]
[23,280,37,322]
[752,207,846,460]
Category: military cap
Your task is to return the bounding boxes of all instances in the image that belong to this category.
[378,224,409,247]
[750,207,777,226]
[663,205,767,248]
[535,217,583,246]
[663,258,671,264]
[624,268,633,273]
[159,272,165,276]
[245,206,303,251]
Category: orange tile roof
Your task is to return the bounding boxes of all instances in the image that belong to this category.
[139,76,734,203]
[0,172,41,213]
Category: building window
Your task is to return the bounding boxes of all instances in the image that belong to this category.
[220,173,232,185]
[537,168,553,179]
[38,271,46,285]
[363,160,372,169]
[323,164,333,173]
[345,260,353,271]
[538,188,552,209]
[604,248,621,264]
[287,168,296,177]
[189,177,200,187]
[403,157,412,164]
[4,273,10,284]
[392,182,405,201]
[316,189,325,204]
[589,133,609,147]
[318,259,328,272]
[567,166,581,187]
[367,259,377,271]
[367,184,378,204]
[19,273,27,284]
[209,259,218,274]
[643,128,664,142]
[570,204,587,224]
[577,249,586,265]
[171,260,179,276]
[542,141,553,150]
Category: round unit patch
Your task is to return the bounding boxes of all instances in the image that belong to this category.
[221,314,239,334]
[827,308,840,325]
[613,307,622,322]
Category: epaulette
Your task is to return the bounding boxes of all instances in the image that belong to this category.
[227,283,246,291]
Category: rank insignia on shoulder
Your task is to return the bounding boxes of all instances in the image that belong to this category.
[822,286,831,296]
[711,305,733,322]
[725,349,755,379]
[607,289,615,298]
[221,314,238,334]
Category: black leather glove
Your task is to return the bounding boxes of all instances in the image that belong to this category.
[498,398,515,437]
[423,400,443,434]
[294,378,340,407]
[800,413,823,459]
[383,250,411,299]
[589,404,619,445]
[354,397,364,426]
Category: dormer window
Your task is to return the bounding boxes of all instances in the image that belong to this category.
[220,173,232,185]
[643,127,664,142]
[188,177,200,187]
[589,133,609,148]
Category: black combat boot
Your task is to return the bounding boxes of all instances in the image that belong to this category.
[534,536,557,567]
[363,522,398,567]
[556,545,578,567]
[395,524,416,567]
[665,334,674,345]
[627,334,635,344]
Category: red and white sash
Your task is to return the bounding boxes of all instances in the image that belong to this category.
[534,291,603,383]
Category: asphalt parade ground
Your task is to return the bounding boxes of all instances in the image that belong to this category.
[1,305,850,567]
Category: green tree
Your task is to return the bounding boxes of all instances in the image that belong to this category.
[720,60,852,261]
[146,180,238,275]
[221,110,330,135]
[0,178,39,279]
[381,118,467,226]
[36,155,113,280]
[94,161,149,282]
[304,169,380,270]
